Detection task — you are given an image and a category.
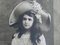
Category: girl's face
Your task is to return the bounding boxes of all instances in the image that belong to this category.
[22,14,34,29]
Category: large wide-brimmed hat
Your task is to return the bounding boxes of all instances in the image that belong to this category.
[9,1,51,32]
[9,1,34,26]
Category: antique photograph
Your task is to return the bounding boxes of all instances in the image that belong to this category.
[0,0,57,45]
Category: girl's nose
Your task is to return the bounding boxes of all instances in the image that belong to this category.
[25,19,28,24]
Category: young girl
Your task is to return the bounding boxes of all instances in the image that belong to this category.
[9,1,51,45]
[11,10,46,45]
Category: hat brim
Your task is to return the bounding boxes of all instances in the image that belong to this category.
[9,1,33,26]
[9,1,51,32]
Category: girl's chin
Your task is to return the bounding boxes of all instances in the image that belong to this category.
[23,26,31,29]
[24,27,31,30]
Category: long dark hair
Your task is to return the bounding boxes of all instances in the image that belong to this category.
[16,10,42,45]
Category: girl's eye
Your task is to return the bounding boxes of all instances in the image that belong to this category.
[28,18,31,21]
[23,18,27,20]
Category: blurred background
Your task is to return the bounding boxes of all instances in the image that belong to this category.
[0,0,59,45]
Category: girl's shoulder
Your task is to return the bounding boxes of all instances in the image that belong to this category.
[38,34,46,45]
[12,33,19,39]
[11,33,21,45]
[39,34,46,43]
[39,34,45,40]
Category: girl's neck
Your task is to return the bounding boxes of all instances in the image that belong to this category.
[23,30,30,34]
